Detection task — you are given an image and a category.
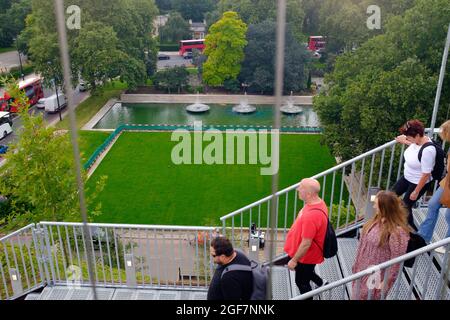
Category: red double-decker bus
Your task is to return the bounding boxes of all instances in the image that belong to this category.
[0,76,44,113]
[179,39,205,56]
[308,36,326,52]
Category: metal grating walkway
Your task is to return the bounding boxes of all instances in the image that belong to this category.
[26,286,208,300]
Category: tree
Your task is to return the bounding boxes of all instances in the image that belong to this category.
[216,0,305,42]
[0,78,106,229]
[159,12,191,43]
[239,20,310,94]
[155,0,172,13]
[203,11,247,87]
[314,0,450,160]
[23,0,157,89]
[0,0,31,48]
[72,22,146,92]
[173,0,215,22]
[153,66,189,93]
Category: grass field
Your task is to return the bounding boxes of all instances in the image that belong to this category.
[0,47,14,54]
[85,132,339,227]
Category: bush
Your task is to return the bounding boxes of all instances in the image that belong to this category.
[223,78,240,93]
[158,44,179,52]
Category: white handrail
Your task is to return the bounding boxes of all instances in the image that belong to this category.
[291,237,450,300]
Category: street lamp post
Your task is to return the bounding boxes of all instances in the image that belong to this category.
[48,61,62,121]
[13,37,25,81]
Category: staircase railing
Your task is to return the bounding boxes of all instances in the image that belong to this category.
[0,222,216,300]
[220,130,447,256]
[292,237,450,300]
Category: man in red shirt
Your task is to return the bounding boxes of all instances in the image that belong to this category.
[283,178,328,296]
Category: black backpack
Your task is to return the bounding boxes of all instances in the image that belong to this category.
[418,140,446,182]
[312,209,338,258]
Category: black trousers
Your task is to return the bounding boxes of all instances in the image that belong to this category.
[277,256,323,298]
[392,176,432,229]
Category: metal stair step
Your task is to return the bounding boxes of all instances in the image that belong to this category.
[271,266,291,300]
[404,253,450,300]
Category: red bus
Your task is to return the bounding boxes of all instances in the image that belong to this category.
[308,36,326,52]
[0,76,44,113]
[179,39,205,56]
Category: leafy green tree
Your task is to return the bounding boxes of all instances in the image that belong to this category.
[314,0,450,160]
[155,0,173,13]
[0,78,106,229]
[203,11,247,87]
[159,12,191,43]
[239,20,309,94]
[173,0,215,21]
[0,0,31,48]
[24,0,157,89]
[216,0,305,42]
[153,66,189,93]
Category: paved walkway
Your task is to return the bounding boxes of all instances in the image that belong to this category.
[121,93,313,105]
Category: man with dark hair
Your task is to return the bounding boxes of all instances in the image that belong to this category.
[207,237,253,300]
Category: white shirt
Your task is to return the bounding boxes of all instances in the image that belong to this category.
[403,138,436,184]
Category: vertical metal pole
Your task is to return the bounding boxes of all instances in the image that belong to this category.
[53,0,97,300]
[268,0,286,300]
[429,24,450,137]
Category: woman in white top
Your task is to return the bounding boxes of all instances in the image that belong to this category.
[393,120,436,229]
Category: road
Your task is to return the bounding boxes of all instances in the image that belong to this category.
[0,82,89,147]
[157,51,193,70]
[0,50,28,73]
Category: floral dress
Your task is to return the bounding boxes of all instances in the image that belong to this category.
[351,223,409,300]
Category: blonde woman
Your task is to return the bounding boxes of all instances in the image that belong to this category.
[418,120,450,248]
[352,191,411,300]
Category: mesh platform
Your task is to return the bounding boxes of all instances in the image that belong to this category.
[271,266,291,300]
[26,286,208,300]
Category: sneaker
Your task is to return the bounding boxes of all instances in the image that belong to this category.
[434,246,447,254]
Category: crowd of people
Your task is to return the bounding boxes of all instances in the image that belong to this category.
[206,119,450,301]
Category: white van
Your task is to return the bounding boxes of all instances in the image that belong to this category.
[0,112,13,140]
[44,93,67,113]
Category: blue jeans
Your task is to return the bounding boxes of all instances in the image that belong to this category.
[418,187,450,243]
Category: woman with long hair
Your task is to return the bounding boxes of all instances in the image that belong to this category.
[352,191,411,300]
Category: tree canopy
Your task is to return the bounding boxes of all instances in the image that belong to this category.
[203,11,247,87]
[314,0,450,160]
[159,12,191,43]
[239,20,310,94]
[23,0,158,90]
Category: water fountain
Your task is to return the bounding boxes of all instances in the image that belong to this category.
[186,93,210,113]
[280,91,303,115]
[232,92,257,114]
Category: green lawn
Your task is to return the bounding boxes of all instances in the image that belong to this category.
[56,81,127,130]
[86,132,338,227]
[0,47,15,54]
[79,131,110,163]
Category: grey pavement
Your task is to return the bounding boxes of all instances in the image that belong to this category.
[0,50,28,73]
[157,51,193,70]
[121,93,313,105]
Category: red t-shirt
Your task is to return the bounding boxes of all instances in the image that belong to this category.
[284,200,328,264]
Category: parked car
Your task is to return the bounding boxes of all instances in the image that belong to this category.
[36,98,47,109]
[183,52,193,60]
[0,112,13,140]
[158,53,170,60]
[78,81,88,92]
[44,93,67,113]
